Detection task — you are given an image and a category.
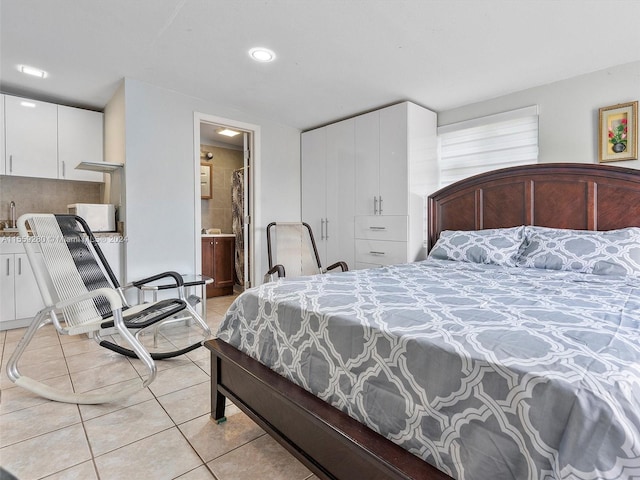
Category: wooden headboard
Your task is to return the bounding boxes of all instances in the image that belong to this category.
[427,163,640,250]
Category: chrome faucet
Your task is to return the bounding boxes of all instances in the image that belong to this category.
[10,201,16,228]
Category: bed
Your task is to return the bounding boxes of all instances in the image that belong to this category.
[205,163,640,480]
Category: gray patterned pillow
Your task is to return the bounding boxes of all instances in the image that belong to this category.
[517,226,640,276]
[429,226,525,267]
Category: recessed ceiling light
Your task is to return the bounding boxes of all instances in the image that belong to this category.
[217,128,241,137]
[18,65,48,78]
[249,47,276,63]
[20,101,36,108]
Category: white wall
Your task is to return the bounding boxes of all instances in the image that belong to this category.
[113,78,301,283]
[438,61,640,169]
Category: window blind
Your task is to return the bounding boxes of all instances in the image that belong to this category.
[437,106,539,187]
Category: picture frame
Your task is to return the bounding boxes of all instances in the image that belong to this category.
[200,162,212,199]
[599,101,638,163]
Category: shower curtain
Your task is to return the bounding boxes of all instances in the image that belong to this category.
[231,170,245,286]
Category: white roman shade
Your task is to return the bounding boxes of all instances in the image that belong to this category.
[437,106,539,187]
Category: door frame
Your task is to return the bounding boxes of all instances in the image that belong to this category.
[193,112,261,290]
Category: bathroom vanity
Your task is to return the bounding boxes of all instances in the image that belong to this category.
[201,234,235,297]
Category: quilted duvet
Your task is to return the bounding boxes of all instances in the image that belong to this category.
[216,259,640,479]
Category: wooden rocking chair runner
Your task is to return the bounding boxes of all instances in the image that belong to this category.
[6,214,211,404]
[265,222,348,280]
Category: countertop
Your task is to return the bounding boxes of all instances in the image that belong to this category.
[202,234,235,238]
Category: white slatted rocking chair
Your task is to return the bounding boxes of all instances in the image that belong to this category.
[264,222,348,282]
[6,214,211,404]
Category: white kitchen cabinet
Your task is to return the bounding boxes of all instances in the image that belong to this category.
[4,95,58,179]
[0,254,15,322]
[2,95,104,182]
[0,251,45,330]
[301,118,355,270]
[98,237,123,285]
[0,95,5,175]
[58,105,104,182]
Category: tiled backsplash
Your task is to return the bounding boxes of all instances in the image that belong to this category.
[0,176,103,227]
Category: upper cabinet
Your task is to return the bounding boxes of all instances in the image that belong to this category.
[4,96,58,179]
[58,105,104,182]
[2,95,104,182]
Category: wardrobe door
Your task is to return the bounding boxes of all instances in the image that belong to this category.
[301,127,328,263]
[354,111,380,216]
[379,103,408,216]
[325,118,355,270]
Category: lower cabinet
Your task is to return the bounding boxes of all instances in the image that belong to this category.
[202,236,235,298]
[0,252,45,330]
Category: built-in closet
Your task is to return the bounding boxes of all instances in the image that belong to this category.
[301,101,438,270]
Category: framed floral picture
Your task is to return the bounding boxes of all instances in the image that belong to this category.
[599,101,638,163]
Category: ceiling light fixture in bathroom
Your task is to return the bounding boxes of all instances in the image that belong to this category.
[217,128,241,137]
[249,47,276,63]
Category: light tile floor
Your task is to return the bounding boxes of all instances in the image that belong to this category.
[0,295,317,480]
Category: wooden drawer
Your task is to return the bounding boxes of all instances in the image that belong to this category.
[355,239,407,266]
[354,215,408,241]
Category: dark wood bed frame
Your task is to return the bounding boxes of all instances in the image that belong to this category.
[206,163,640,480]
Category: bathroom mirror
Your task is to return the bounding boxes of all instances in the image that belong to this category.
[200,163,212,199]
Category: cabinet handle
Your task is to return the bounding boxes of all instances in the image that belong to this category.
[320,219,325,240]
[9,155,13,173]
[373,196,378,215]
[369,251,386,255]
[5,258,9,276]
[379,196,383,215]
[369,226,387,231]
[62,161,66,178]
[18,257,22,275]
[325,218,329,239]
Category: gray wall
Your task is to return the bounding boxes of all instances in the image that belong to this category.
[439,61,640,170]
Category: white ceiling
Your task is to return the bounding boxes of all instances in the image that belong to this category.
[2,0,640,131]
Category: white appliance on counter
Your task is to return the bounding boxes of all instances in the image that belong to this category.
[67,203,116,232]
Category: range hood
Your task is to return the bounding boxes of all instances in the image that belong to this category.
[75,161,124,173]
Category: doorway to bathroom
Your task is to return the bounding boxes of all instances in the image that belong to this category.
[194,113,257,294]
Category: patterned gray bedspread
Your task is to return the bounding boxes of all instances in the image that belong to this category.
[216,259,640,479]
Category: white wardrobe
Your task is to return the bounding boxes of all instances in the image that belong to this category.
[302,101,438,270]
